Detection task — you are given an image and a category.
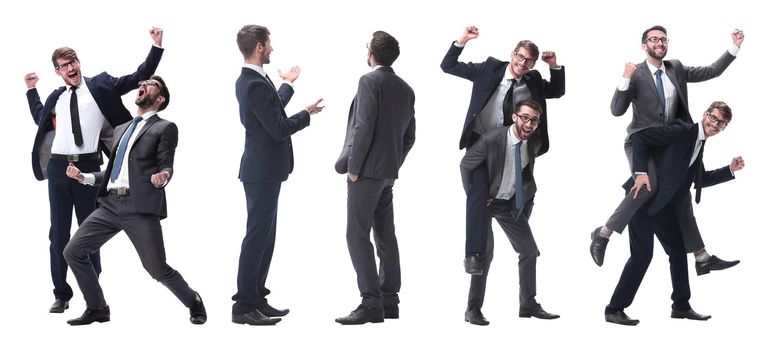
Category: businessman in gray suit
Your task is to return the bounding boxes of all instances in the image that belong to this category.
[590,25,744,273]
[63,76,206,326]
[334,31,416,325]
[460,99,558,326]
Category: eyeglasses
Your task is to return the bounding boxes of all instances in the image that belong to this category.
[139,80,160,88]
[646,36,669,44]
[56,59,79,71]
[515,113,540,125]
[512,52,536,68]
[706,112,729,129]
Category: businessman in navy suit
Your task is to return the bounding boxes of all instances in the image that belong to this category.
[63,75,207,326]
[440,25,564,275]
[23,27,164,313]
[605,101,744,325]
[232,24,324,326]
[590,26,744,273]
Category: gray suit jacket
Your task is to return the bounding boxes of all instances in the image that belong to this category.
[335,66,416,179]
[460,126,545,208]
[93,115,177,219]
[610,51,735,137]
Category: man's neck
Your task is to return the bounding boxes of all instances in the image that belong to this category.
[136,108,157,117]
[508,64,522,80]
[646,57,663,69]
[244,58,264,67]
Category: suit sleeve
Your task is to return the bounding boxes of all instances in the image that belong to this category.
[683,51,736,82]
[105,45,165,95]
[277,83,295,106]
[543,66,565,98]
[459,137,488,194]
[241,80,311,141]
[26,88,45,125]
[440,42,482,81]
[156,122,178,179]
[610,71,636,117]
[348,75,378,175]
[630,122,691,172]
[701,165,735,188]
[402,113,416,164]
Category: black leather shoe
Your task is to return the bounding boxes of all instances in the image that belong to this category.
[189,292,207,325]
[67,306,110,326]
[258,303,289,317]
[695,255,740,276]
[232,310,281,326]
[590,227,609,267]
[464,254,483,275]
[384,305,399,319]
[519,304,560,320]
[464,306,489,326]
[605,310,639,326]
[49,299,69,313]
[335,305,384,325]
[671,309,711,321]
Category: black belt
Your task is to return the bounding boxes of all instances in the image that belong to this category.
[50,152,100,162]
[107,188,130,196]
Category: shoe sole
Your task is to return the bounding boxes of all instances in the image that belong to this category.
[232,317,281,325]
[68,317,110,326]
[336,318,384,325]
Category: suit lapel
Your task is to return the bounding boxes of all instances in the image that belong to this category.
[637,61,659,100]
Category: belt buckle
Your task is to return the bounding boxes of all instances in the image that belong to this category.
[68,154,80,162]
[116,188,129,196]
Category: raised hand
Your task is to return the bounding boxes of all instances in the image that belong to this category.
[731,29,744,47]
[24,72,39,89]
[458,26,479,45]
[623,62,637,78]
[278,66,301,83]
[150,27,164,47]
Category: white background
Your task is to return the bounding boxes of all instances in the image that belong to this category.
[1,0,766,349]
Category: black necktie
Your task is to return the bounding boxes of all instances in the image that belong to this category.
[502,79,516,126]
[694,140,705,203]
[70,86,83,147]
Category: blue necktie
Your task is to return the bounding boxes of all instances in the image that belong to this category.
[110,116,143,182]
[514,141,524,209]
[654,69,665,114]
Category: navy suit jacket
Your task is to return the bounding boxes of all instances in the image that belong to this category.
[93,115,176,219]
[628,120,734,215]
[25,45,164,180]
[236,67,311,183]
[440,42,565,151]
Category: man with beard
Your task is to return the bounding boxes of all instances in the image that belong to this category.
[589,26,744,274]
[63,75,207,326]
[23,27,164,313]
[334,30,415,325]
[605,101,744,325]
[232,24,324,326]
[459,99,559,326]
[440,26,565,281]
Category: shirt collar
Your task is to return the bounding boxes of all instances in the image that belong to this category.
[244,63,267,77]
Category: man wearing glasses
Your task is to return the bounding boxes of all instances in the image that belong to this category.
[23,27,165,314]
[440,26,565,289]
[605,101,744,325]
[63,76,207,326]
[459,99,560,325]
[590,25,744,274]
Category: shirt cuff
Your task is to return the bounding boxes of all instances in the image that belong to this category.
[617,77,631,91]
[453,41,465,48]
[82,173,96,186]
[728,45,740,57]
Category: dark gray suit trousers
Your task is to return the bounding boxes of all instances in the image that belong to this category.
[346,177,401,310]
[468,198,538,309]
[604,142,704,253]
[64,194,196,309]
